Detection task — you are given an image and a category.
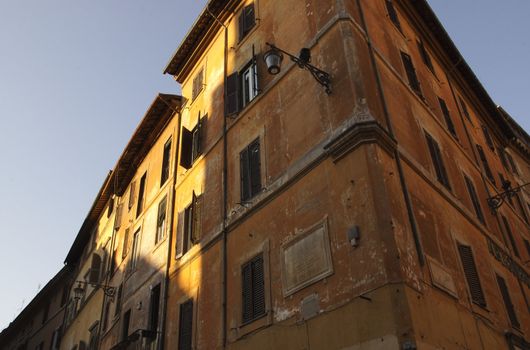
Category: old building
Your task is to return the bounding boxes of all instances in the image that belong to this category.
[0,266,70,350]
[3,0,530,349]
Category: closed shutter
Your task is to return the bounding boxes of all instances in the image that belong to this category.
[385,0,401,31]
[476,145,495,184]
[252,256,266,318]
[464,175,485,223]
[496,275,520,328]
[114,203,123,230]
[176,210,186,259]
[191,193,202,243]
[122,228,130,258]
[498,147,510,170]
[197,116,206,157]
[149,284,161,332]
[249,139,261,197]
[481,125,495,151]
[128,181,136,210]
[180,127,193,169]
[506,153,519,175]
[457,244,486,307]
[114,284,123,317]
[225,72,239,116]
[401,52,422,96]
[501,215,520,257]
[89,253,102,284]
[459,97,472,123]
[242,260,253,323]
[240,147,250,202]
[438,98,457,138]
[417,39,435,74]
[425,132,451,190]
[178,299,193,350]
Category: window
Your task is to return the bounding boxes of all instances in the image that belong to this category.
[459,97,472,123]
[225,59,258,116]
[385,0,401,31]
[122,228,130,259]
[240,138,262,201]
[50,328,61,350]
[425,132,451,190]
[129,229,141,272]
[89,253,102,284]
[114,203,123,230]
[136,172,147,218]
[515,194,529,225]
[498,147,510,171]
[161,138,172,185]
[128,181,136,211]
[191,67,204,101]
[148,284,161,334]
[242,254,266,324]
[438,97,457,138]
[238,3,255,41]
[121,310,131,342]
[417,39,435,75]
[114,284,123,317]
[506,152,519,175]
[102,301,111,331]
[88,322,99,350]
[464,175,485,224]
[501,215,520,257]
[176,192,203,258]
[476,145,495,185]
[156,196,167,244]
[481,125,495,151]
[180,116,204,169]
[178,299,193,350]
[400,52,422,96]
[496,275,520,328]
[457,243,486,307]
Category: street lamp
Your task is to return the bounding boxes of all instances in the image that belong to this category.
[73,280,116,301]
[263,42,332,94]
[487,181,530,211]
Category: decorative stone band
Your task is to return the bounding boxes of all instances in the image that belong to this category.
[487,237,530,288]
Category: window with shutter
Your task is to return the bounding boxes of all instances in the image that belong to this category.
[175,210,186,259]
[501,215,520,257]
[459,97,472,123]
[226,72,239,116]
[122,228,130,258]
[178,299,193,350]
[89,253,102,284]
[114,203,123,230]
[156,196,167,244]
[464,175,485,224]
[180,117,204,169]
[191,193,202,244]
[481,125,495,151]
[438,98,457,139]
[476,145,495,185]
[149,284,161,332]
[191,68,204,101]
[161,138,172,185]
[506,152,519,175]
[400,51,422,96]
[241,254,266,324]
[240,60,258,108]
[136,172,147,217]
[240,138,262,202]
[496,274,520,328]
[457,243,486,307]
[129,229,141,273]
[121,310,131,341]
[498,147,510,171]
[417,39,435,75]
[515,194,529,225]
[524,239,530,257]
[107,197,114,218]
[128,181,136,210]
[425,132,451,190]
[385,0,401,31]
[238,3,256,41]
[114,284,123,317]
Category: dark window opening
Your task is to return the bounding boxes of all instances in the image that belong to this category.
[149,284,161,333]
[178,299,193,350]
[476,145,495,185]
[156,196,167,244]
[114,284,123,317]
[464,175,485,224]
[128,181,136,211]
[457,243,486,307]
[498,147,510,171]
[401,52,422,96]
[385,0,402,31]
[501,215,520,257]
[136,173,147,218]
[238,3,256,41]
[506,152,519,175]
[180,116,205,169]
[161,138,172,185]
[515,194,529,225]
[425,132,451,190]
[438,97,457,138]
[417,39,435,75]
[481,125,495,152]
[121,310,131,342]
[129,229,141,273]
[496,274,520,329]
[107,197,114,218]
[240,138,262,202]
[459,97,472,123]
[242,254,266,324]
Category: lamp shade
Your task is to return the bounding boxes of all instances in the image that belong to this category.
[73,282,85,301]
[263,48,283,75]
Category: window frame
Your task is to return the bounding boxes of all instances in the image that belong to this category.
[400,51,422,97]
[457,242,487,308]
[161,138,172,186]
[424,131,451,190]
[241,253,266,325]
[155,196,168,245]
[238,3,256,42]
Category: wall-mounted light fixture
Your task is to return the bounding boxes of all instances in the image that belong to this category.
[263,42,332,94]
[73,281,116,301]
[487,181,530,211]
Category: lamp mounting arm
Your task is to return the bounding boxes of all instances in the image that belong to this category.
[487,182,530,211]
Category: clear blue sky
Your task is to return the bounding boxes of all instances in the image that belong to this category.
[0,0,528,330]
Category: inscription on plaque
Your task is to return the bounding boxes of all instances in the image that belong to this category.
[281,219,333,296]
[427,257,457,297]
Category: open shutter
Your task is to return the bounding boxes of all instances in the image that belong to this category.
[180,127,193,169]
[226,72,239,116]
[244,4,255,34]
[178,300,193,350]
[252,256,266,317]
[496,275,520,328]
[176,210,186,259]
[240,147,250,201]
[438,98,457,138]
[249,140,261,197]
[191,193,202,243]
[89,254,102,284]
[457,244,486,307]
[114,203,123,230]
[401,52,421,95]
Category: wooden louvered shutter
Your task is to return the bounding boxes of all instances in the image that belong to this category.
[122,228,130,258]
[476,144,495,184]
[401,52,422,96]
[180,127,193,169]
[457,244,486,307]
[197,115,205,156]
[438,98,457,138]
[242,261,253,323]
[128,182,136,210]
[191,193,202,243]
[501,215,520,257]
[176,210,186,259]
[89,253,102,284]
[464,176,485,223]
[225,72,239,116]
[114,203,123,230]
[178,299,193,350]
[252,256,265,318]
[249,139,261,197]
[496,275,520,328]
[481,125,495,151]
[240,147,250,202]
[425,132,450,190]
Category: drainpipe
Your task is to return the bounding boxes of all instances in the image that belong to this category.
[355,0,425,266]
[159,98,182,350]
[204,5,229,348]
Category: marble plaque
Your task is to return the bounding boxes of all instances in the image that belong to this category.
[281,219,333,296]
[428,257,457,298]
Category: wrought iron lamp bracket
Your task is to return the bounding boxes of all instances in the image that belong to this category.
[487,182,530,211]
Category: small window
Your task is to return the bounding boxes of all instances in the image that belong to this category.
[459,97,472,123]
[129,229,141,272]
[438,97,457,139]
[225,59,259,116]
[191,67,204,101]
[498,147,510,171]
[464,175,485,224]
[457,243,486,307]
[242,254,266,324]
[122,228,130,259]
[136,172,147,218]
[156,196,168,244]
[161,138,172,186]
[50,328,61,350]
[496,275,520,329]
[417,39,435,75]
[178,299,194,350]
[114,203,123,230]
[424,132,451,190]
[505,152,519,175]
[400,52,422,96]
[180,116,204,169]
[481,125,495,151]
[238,3,256,41]
[128,181,136,211]
[476,145,495,185]
[501,215,520,258]
[89,253,102,284]
[385,0,401,31]
[240,138,262,202]
[148,284,161,333]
